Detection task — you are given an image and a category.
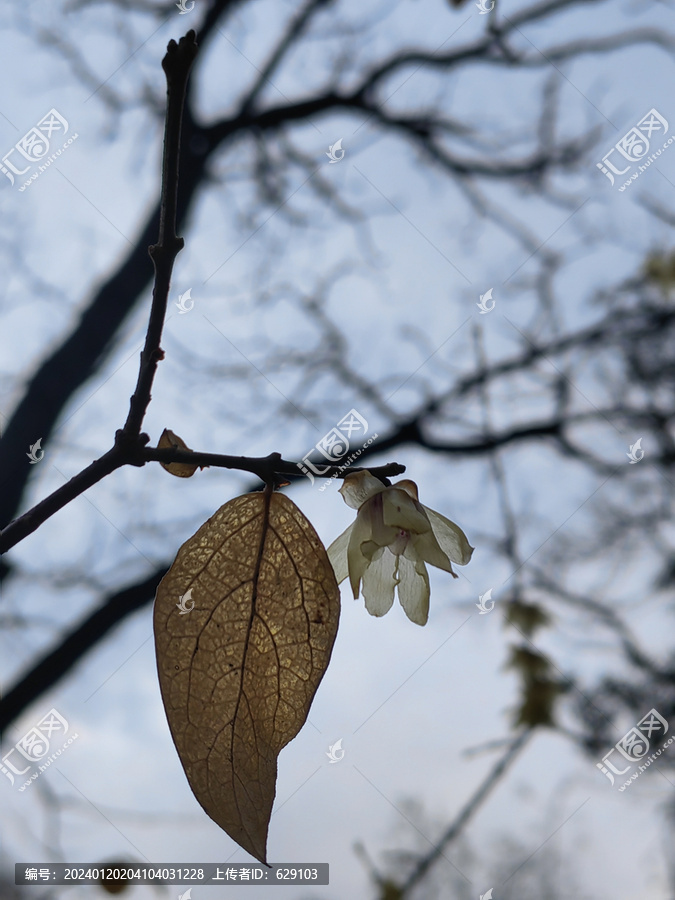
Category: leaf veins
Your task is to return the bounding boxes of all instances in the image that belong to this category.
[154,489,340,863]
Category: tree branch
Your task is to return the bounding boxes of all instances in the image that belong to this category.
[122,30,198,439]
[3,0,667,539]
[398,729,534,897]
[0,566,168,738]
[0,444,404,555]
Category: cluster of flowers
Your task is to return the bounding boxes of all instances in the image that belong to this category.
[328,470,473,626]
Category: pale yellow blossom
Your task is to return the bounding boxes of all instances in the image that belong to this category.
[327,470,473,625]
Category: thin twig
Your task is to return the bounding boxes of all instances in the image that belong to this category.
[122,29,198,441]
[0,446,126,555]
[0,454,404,555]
[0,27,407,557]
[398,729,533,897]
[143,446,404,482]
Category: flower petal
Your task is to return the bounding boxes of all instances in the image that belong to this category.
[347,506,374,599]
[362,547,397,617]
[396,553,430,626]
[327,524,352,584]
[392,479,419,500]
[361,494,400,548]
[339,470,387,509]
[382,488,430,534]
[425,507,474,566]
[409,530,457,577]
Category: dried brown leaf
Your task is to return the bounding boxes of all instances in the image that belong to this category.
[158,428,199,477]
[153,490,340,864]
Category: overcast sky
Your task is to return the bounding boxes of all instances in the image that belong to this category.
[2,1,675,898]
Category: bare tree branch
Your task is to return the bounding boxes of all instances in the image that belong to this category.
[121,29,197,438]
[0,566,167,737]
[398,729,534,897]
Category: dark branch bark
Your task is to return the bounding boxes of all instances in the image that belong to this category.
[122,29,197,438]
[2,0,662,538]
[0,1,239,533]
[2,0,673,781]
[0,122,210,533]
[0,453,404,555]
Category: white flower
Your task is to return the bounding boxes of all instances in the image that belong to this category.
[327,470,474,626]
